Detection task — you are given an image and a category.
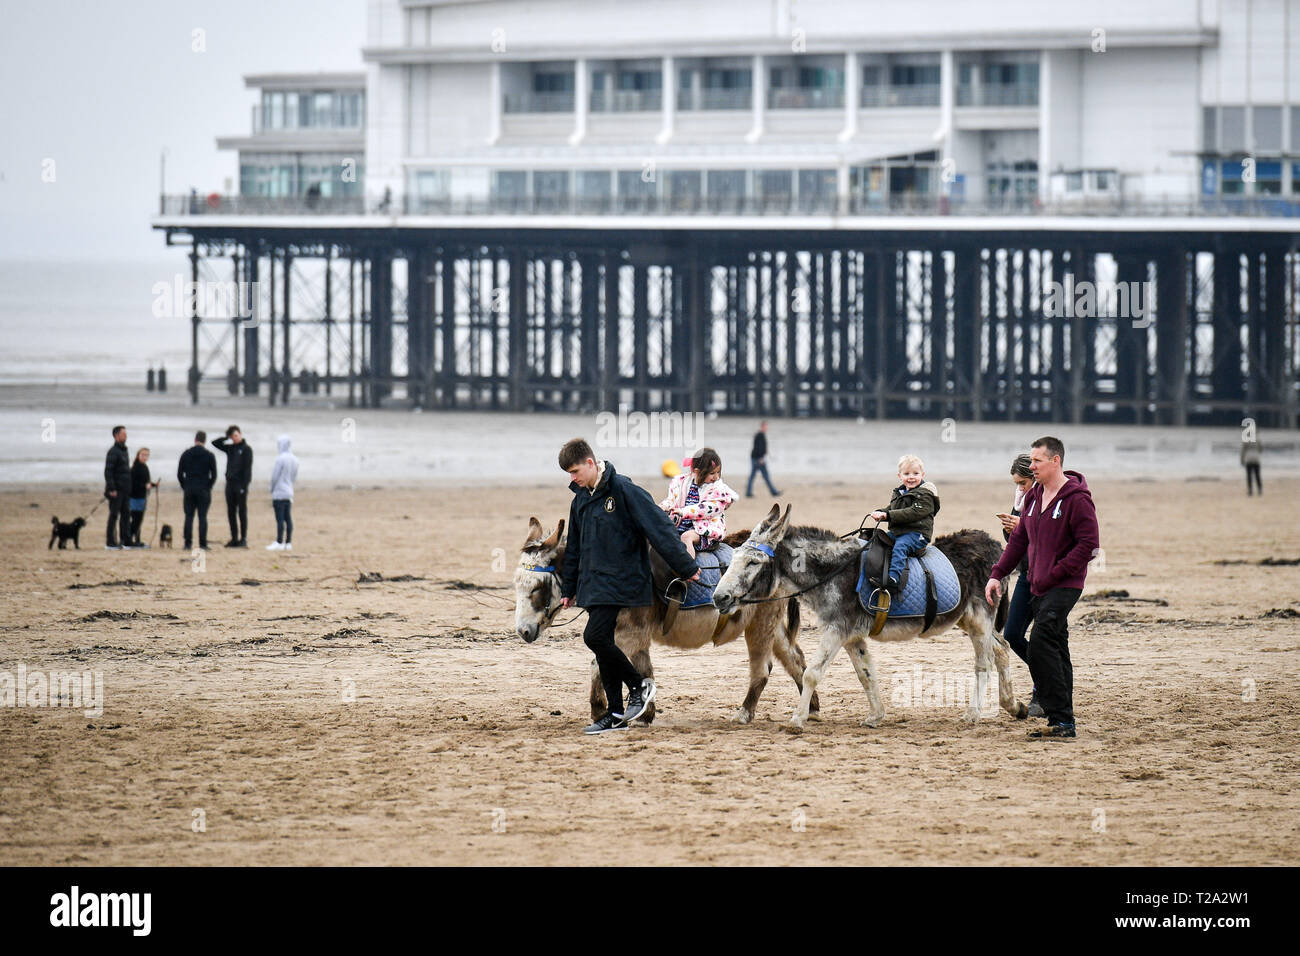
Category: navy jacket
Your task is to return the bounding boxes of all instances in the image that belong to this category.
[562,460,699,608]
[177,445,218,493]
[104,441,130,493]
[212,436,253,485]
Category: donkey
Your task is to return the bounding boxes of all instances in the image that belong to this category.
[513,516,819,725]
[713,504,1028,730]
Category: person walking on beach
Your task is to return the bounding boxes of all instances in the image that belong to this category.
[103,426,132,550]
[127,447,159,547]
[213,425,253,547]
[985,437,1099,740]
[267,435,299,551]
[745,420,783,498]
[1241,432,1263,496]
[556,437,700,735]
[177,431,218,550]
[997,453,1041,716]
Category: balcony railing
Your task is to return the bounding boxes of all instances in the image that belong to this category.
[590,88,662,112]
[158,192,1300,219]
[250,105,363,134]
[503,91,575,114]
[677,87,753,110]
[768,87,845,109]
[956,84,1039,107]
[859,84,941,108]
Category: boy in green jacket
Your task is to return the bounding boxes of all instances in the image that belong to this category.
[869,454,941,598]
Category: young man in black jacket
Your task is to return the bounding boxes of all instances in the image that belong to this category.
[557,437,700,735]
[177,430,219,550]
[103,425,132,549]
[212,425,253,547]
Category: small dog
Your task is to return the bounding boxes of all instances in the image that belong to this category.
[50,516,86,550]
[159,524,174,548]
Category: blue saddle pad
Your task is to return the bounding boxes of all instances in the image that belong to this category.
[681,542,732,608]
[856,546,961,619]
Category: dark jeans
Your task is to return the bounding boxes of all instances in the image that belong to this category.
[225,481,249,541]
[129,508,146,545]
[583,605,643,717]
[1245,462,1262,495]
[1003,572,1033,665]
[887,531,928,586]
[746,458,779,496]
[183,489,211,548]
[273,499,293,543]
[1026,587,1082,726]
[106,492,130,547]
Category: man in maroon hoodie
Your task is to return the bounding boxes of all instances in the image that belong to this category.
[984,436,1099,739]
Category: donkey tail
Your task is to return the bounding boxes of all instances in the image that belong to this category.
[994,585,1009,633]
[785,597,800,642]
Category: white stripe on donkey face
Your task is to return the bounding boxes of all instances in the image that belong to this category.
[714,503,1029,731]
[514,516,565,644]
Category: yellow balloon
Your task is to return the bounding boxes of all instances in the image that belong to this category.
[661,459,682,478]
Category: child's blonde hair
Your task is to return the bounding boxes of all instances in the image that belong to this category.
[897,454,924,474]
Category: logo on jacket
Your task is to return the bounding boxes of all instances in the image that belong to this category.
[604,497,615,513]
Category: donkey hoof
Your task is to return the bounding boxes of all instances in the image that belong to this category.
[733,708,753,725]
[961,709,982,725]
[860,714,883,728]
[807,710,822,723]
[1013,702,1029,720]
[785,719,806,734]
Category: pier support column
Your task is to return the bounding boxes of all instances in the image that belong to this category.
[370,251,393,407]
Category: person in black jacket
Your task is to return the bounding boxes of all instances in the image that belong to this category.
[745,420,782,498]
[103,425,132,549]
[212,425,253,547]
[126,448,159,547]
[556,437,700,735]
[178,430,218,550]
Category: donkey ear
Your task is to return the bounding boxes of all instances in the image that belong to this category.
[527,515,543,539]
[542,518,564,549]
[763,503,781,527]
[772,503,793,537]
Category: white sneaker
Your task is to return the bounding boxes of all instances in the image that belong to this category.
[266,541,282,551]
[281,543,292,551]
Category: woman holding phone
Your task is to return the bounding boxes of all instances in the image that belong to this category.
[998,453,1042,717]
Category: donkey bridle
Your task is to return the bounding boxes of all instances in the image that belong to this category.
[730,539,866,605]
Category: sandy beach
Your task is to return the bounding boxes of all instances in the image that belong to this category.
[2,471,1297,865]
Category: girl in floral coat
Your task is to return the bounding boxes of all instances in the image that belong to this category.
[659,447,738,558]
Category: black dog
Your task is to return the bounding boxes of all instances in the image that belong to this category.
[50,516,86,550]
[159,524,174,548]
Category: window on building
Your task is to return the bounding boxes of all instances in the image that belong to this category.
[534,72,574,93]
[1253,106,1282,152]
[577,171,612,205]
[533,171,570,202]
[1220,107,1246,152]
[1293,107,1300,151]
[618,169,658,205]
[311,93,333,128]
[758,169,793,201]
[1202,106,1217,153]
[891,64,939,87]
[1254,161,1283,194]
[494,171,528,203]
[707,170,746,207]
[666,170,702,208]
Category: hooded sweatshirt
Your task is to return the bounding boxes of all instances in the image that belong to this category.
[991,469,1099,596]
[269,435,299,501]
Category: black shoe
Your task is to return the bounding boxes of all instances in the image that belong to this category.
[1027,691,1045,719]
[184,542,192,551]
[105,544,122,550]
[619,678,657,724]
[582,713,629,735]
[1028,722,1076,739]
[224,540,240,548]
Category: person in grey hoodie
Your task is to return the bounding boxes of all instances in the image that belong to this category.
[266,435,299,551]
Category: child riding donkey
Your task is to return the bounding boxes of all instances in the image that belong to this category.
[869,454,940,607]
[660,447,737,559]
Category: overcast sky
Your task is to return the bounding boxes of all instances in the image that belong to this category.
[0,1,365,261]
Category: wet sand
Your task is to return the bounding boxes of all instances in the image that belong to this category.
[1,473,1297,865]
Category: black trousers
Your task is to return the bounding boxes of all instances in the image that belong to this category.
[1026,587,1082,726]
[129,508,146,545]
[583,605,643,717]
[1245,463,1262,495]
[225,482,249,541]
[106,492,130,546]
[183,489,211,548]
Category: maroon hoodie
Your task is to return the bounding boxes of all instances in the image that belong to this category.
[990,470,1099,596]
